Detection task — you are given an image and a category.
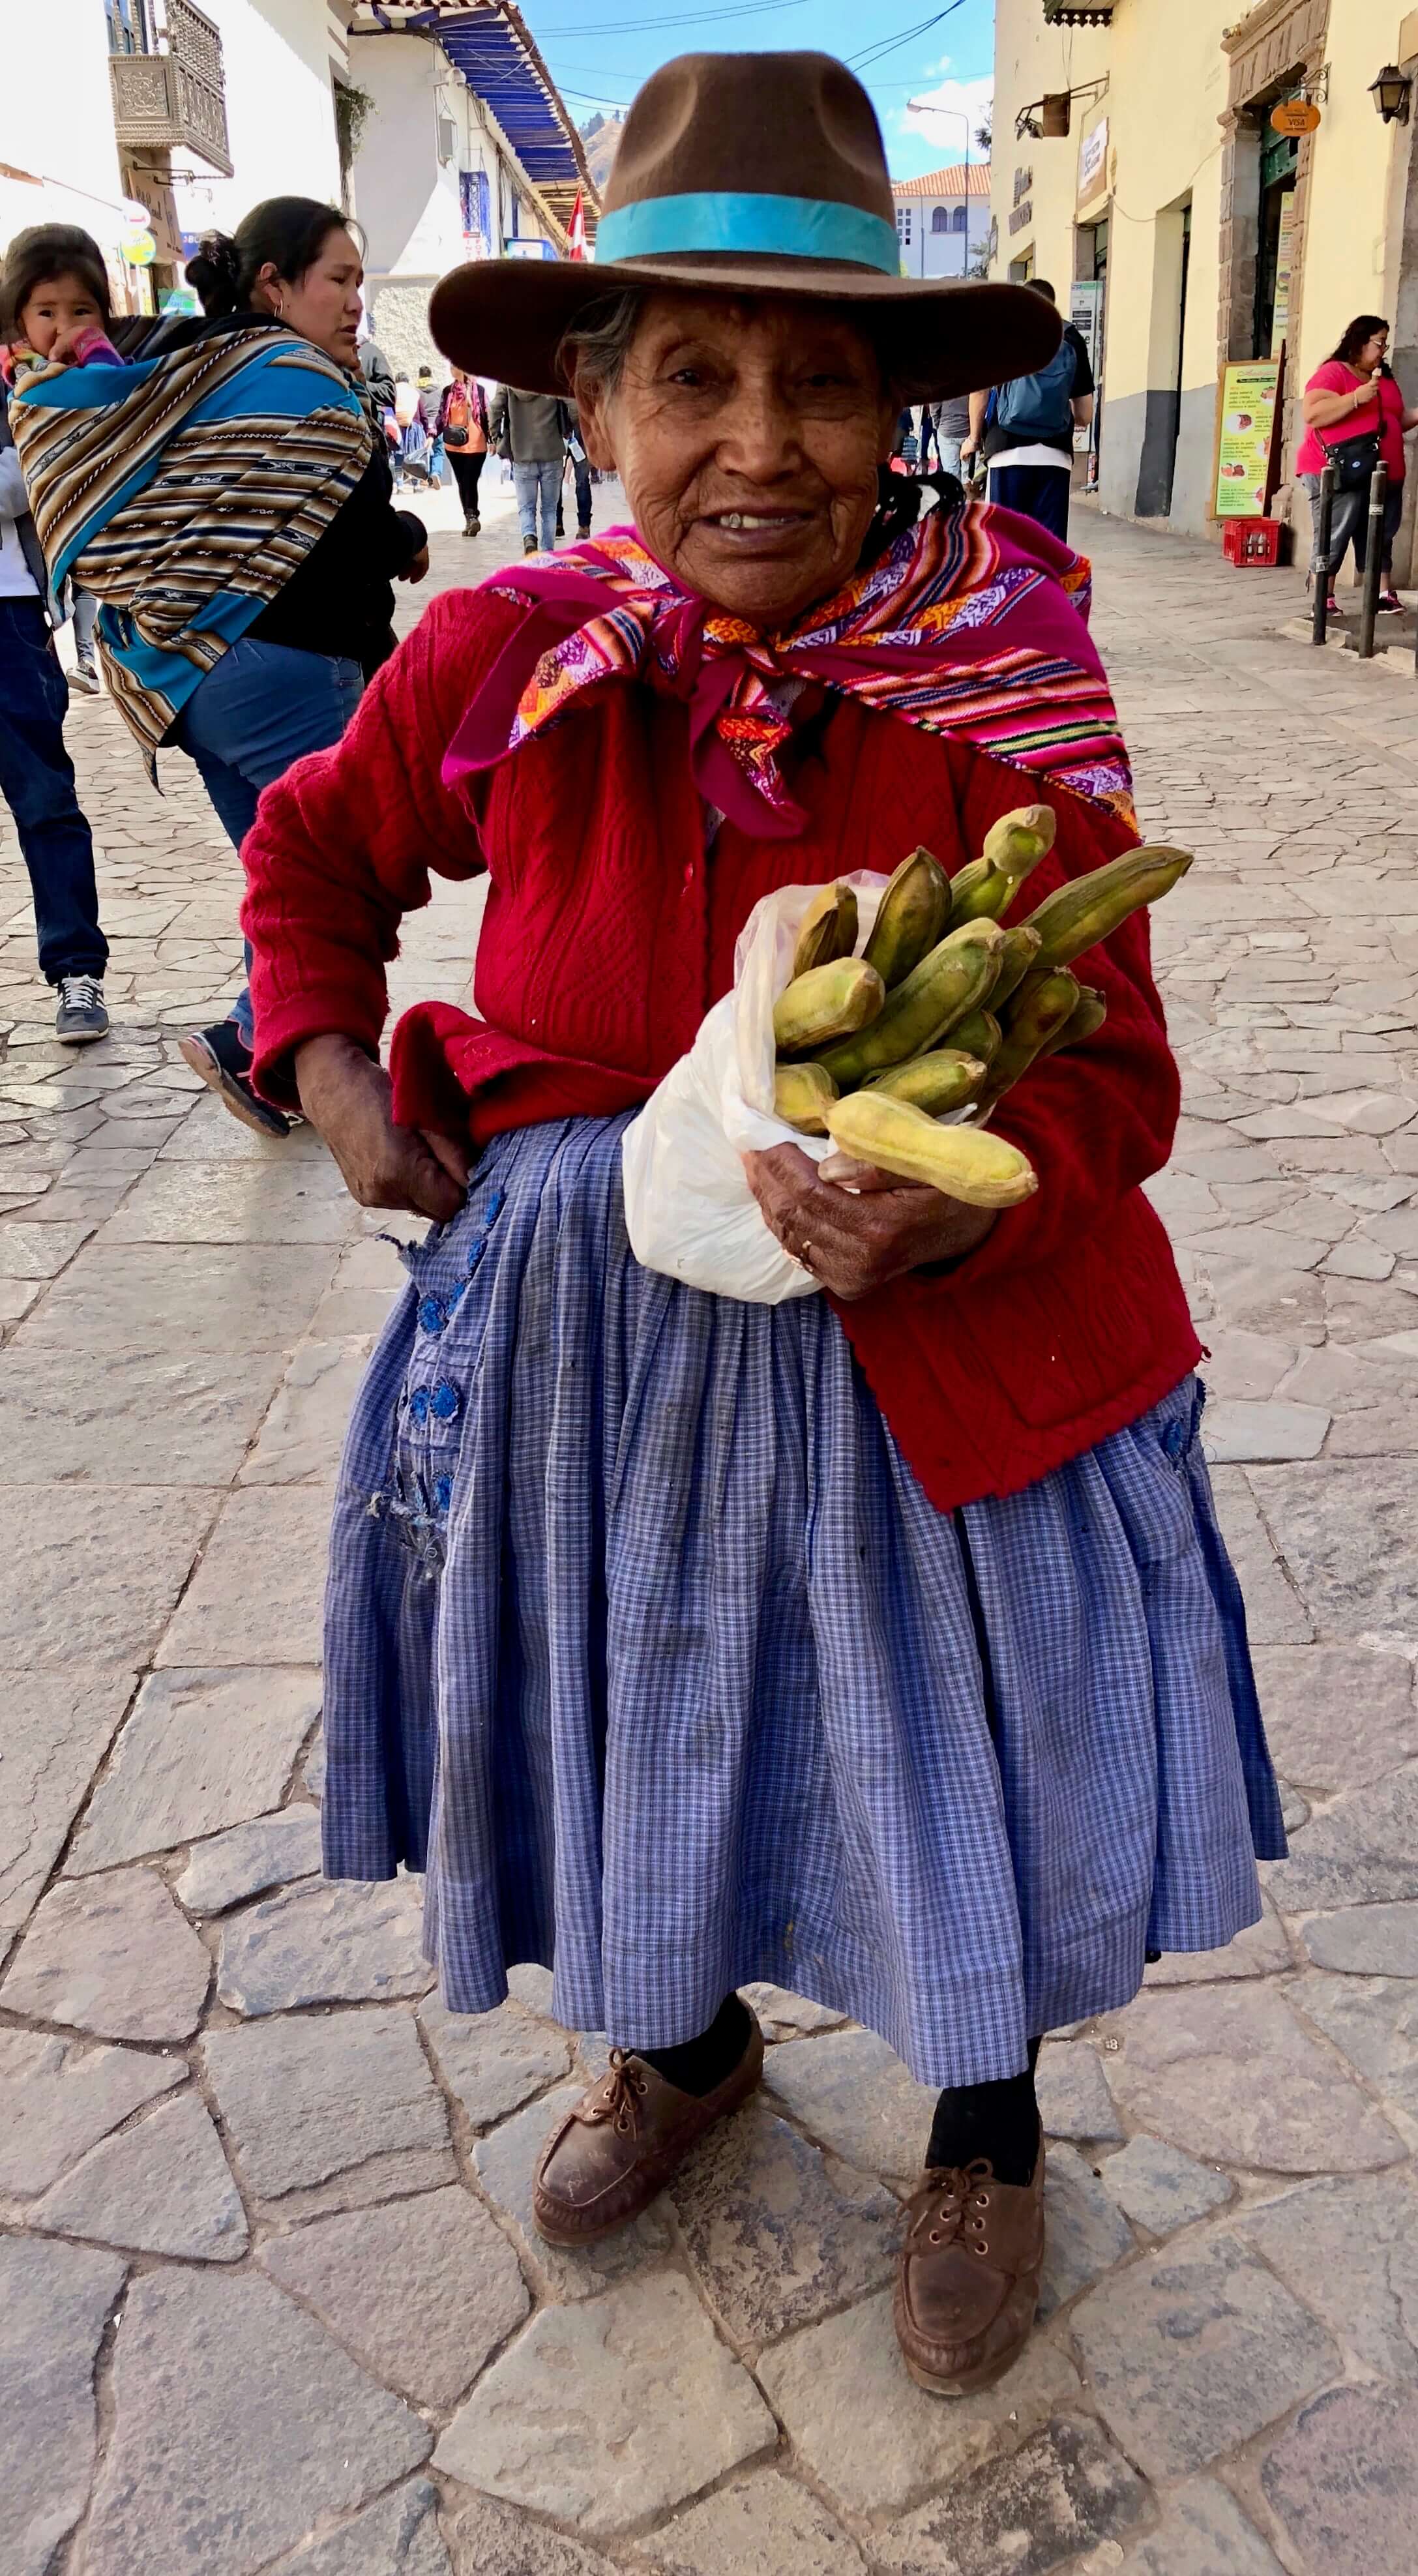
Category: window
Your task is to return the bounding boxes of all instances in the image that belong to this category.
[932,205,949,235]
[953,203,967,233]
[896,204,912,245]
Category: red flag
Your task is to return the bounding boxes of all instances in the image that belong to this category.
[568,189,587,260]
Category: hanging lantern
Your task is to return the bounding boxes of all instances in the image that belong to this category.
[1370,66,1413,125]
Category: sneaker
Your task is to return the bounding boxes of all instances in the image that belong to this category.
[462,515,480,537]
[1325,594,1344,616]
[178,1020,292,1138]
[70,658,100,696]
[1378,589,1404,613]
[522,534,539,556]
[55,973,109,1044]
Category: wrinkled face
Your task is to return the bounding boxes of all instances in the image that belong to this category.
[576,291,896,629]
[254,228,364,368]
[18,270,104,355]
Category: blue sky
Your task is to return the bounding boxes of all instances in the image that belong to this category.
[525,0,996,183]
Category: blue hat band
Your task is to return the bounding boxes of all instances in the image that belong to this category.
[595,190,900,278]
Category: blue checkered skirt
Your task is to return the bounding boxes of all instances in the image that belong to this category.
[323,1113,1284,2088]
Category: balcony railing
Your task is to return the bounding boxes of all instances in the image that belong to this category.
[110,0,231,177]
[1042,3,1114,23]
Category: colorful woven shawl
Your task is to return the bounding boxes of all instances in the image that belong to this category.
[8,322,374,770]
[445,497,1134,833]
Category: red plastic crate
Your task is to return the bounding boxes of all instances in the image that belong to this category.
[1222,517,1282,567]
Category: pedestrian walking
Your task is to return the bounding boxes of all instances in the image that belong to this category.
[930,390,972,482]
[1298,315,1418,617]
[438,367,490,535]
[0,224,111,1042]
[489,383,566,552]
[243,50,1282,2408]
[8,197,428,1135]
[416,364,447,485]
[358,322,395,416]
[964,280,1094,541]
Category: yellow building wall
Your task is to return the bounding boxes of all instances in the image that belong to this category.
[988,0,1418,542]
[1297,0,1415,385]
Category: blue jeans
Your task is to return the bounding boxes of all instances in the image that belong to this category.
[173,636,361,1044]
[514,458,561,550]
[0,597,107,983]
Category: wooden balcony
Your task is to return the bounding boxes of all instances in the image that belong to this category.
[110,0,231,177]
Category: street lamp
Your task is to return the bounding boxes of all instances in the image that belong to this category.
[1370,65,1413,125]
[905,99,972,280]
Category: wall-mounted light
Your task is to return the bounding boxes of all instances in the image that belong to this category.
[1370,65,1413,125]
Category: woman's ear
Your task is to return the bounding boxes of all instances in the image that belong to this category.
[574,370,617,471]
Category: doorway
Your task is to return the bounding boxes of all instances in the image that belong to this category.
[1254,105,1299,358]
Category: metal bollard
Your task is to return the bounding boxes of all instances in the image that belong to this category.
[1358,459,1388,660]
[1312,465,1335,644]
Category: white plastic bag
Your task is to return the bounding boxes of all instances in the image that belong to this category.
[621,870,889,1304]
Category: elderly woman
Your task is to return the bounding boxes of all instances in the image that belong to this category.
[242,52,1282,2401]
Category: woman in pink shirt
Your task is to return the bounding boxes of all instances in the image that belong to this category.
[1297,314,1418,614]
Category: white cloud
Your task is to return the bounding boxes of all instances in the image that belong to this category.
[903,73,994,155]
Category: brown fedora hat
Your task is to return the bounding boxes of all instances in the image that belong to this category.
[429,51,1059,402]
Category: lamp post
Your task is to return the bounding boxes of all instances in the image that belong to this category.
[905,99,972,279]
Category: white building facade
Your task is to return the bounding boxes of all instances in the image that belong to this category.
[345,3,591,376]
[1,1,346,317]
[1,0,589,357]
[892,162,993,281]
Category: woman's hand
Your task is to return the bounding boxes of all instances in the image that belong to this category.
[743,1142,995,1301]
[295,1033,471,1221]
[399,546,430,584]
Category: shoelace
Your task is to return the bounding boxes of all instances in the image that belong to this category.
[59,975,104,1012]
[580,2047,651,2139]
[909,2157,997,2258]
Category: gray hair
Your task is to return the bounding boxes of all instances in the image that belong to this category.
[556,289,645,398]
[556,284,916,405]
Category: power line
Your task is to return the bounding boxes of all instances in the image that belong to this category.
[536,0,806,31]
[848,2,966,76]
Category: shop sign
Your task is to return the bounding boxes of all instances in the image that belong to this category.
[1270,98,1320,136]
[1212,357,1283,518]
[1078,117,1109,202]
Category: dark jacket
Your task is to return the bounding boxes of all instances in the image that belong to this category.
[360,338,396,417]
[488,387,569,464]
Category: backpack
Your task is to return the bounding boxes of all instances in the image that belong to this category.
[995,339,1077,440]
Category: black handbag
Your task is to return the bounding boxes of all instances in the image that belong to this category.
[1315,420,1381,492]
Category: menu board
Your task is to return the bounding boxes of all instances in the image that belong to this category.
[1213,359,1282,518]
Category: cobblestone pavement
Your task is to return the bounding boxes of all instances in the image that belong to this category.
[3,481,1418,2576]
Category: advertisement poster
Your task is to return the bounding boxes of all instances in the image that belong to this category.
[1213,360,1282,518]
[1078,117,1108,203]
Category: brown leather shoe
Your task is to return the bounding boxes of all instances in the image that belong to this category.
[532,2014,765,2247]
[894,2151,1046,2396]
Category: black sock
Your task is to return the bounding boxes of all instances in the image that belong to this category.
[636,1994,752,2097]
[926,2036,1042,2187]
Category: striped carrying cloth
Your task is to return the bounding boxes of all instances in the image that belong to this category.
[7,321,374,769]
[444,499,1136,833]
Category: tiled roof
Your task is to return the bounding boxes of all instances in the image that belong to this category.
[892,162,992,200]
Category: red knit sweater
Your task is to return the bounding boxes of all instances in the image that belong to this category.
[244,587,1200,1511]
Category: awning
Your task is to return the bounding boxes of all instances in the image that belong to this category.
[357,5,597,233]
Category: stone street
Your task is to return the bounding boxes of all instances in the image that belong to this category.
[3,473,1418,2576]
